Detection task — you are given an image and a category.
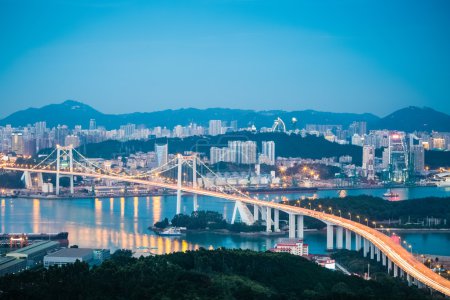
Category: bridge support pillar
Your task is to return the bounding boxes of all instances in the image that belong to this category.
[37,172,44,188]
[393,264,398,277]
[176,154,183,215]
[382,252,386,266]
[274,209,280,232]
[376,248,381,262]
[400,268,404,278]
[406,273,412,286]
[345,229,351,250]
[336,226,343,249]
[363,238,369,257]
[326,224,334,250]
[388,258,392,274]
[355,234,361,251]
[370,243,375,260]
[289,214,295,238]
[266,207,272,232]
[253,205,259,221]
[297,215,304,239]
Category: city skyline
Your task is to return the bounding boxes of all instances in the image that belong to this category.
[1,0,450,118]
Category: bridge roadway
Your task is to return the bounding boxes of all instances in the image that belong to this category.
[4,166,450,296]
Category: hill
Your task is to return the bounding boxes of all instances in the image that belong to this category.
[0,100,378,129]
[373,106,450,132]
[0,248,435,299]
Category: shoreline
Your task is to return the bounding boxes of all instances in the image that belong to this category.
[0,184,445,200]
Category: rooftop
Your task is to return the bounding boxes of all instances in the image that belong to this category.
[6,241,59,257]
[0,257,25,270]
[46,248,93,258]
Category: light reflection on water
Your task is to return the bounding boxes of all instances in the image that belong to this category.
[0,186,449,255]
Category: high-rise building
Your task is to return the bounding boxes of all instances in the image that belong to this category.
[240,141,257,164]
[409,134,425,174]
[208,120,222,136]
[89,119,97,131]
[11,133,24,155]
[388,132,408,183]
[65,135,80,148]
[210,147,230,164]
[261,141,276,165]
[155,143,168,167]
[35,121,47,137]
[362,145,375,180]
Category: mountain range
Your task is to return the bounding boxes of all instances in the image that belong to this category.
[1,100,449,132]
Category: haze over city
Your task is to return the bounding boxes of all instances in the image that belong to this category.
[1,0,450,118]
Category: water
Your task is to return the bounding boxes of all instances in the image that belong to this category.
[1,186,449,256]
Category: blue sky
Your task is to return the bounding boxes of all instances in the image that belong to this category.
[0,0,449,117]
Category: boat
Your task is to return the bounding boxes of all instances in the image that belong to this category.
[435,173,450,187]
[383,190,399,198]
[157,227,184,236]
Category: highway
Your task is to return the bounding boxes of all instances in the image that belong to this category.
[3,166,450,296]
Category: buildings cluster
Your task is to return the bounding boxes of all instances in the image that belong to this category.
[210,140,275,165]
[0,240,110,277]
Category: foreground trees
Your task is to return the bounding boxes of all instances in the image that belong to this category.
[0,248,437,300]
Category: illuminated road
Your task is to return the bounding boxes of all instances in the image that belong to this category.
[3,166,450,296]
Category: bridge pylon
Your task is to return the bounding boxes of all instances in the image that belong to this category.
[56,145,74,195]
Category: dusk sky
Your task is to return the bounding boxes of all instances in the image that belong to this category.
[1,0,449,118]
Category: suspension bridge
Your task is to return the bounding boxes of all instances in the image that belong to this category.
[1,145,450,296]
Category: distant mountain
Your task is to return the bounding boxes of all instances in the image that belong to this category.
[372,106,450,132]
[0,100,379,129]
[1,100,449,132]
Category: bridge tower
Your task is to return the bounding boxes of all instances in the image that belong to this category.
[176,154,183,214]
[192,154,198,212]
[56,145,74,195]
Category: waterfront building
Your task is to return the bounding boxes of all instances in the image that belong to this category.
[89,119,96,130]
[44,248,94,268]
[6,241,60,267]
[269,239,309,256]
[0,257,27,277]
[362,145,375,180]
[388,132,409,183]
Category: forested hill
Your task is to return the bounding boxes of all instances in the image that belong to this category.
[68,132,366,165]
[0,249,434,300]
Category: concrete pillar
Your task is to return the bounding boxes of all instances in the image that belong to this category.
[382,252,386,266]
[176,155,183,215]
[289,214,295,238]
[345,229,351,250]
[407,273,412,286]
[336,226,343,249]
[376,248,381,262]
[266,207,272,232]
[327,224,334,250]
[370,243,375,260]
[297,215,304,239]
[355,234,361,251]
[363,238,369,257]
[400,268,404,278]
[274,209,280,232]
[253,205,259,221]
[393,264,398,277]
[388,258,392,273]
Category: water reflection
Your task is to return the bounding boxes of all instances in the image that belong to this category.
[0,189,449,256]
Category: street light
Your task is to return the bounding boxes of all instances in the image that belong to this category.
[357,215,360,223]
[328,207,333,214]
[338,210,341,218]
[365,218,368,226]
[348,212,351,220]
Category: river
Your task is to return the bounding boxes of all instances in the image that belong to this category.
[1,186,449,256]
